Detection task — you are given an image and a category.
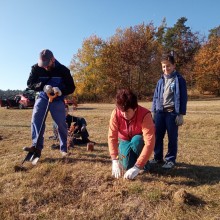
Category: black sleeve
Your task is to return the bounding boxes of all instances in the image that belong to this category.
[27,65,44,91]
[65,115,72,128]
[61,66,76,96]
[80,117,87,126]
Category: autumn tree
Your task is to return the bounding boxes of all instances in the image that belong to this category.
[70,23,161,101]
[193,36,220,95]
[70,35,104,101]
[69,17,211,101]
[108,23,161,97]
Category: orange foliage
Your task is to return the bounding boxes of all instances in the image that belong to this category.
[193,37,220,95]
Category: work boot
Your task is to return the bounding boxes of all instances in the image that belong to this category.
[23,146,41,157]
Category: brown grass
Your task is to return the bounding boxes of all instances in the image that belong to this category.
[0,100,220,220]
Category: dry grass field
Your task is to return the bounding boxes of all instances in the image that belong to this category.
[0,100,219,220]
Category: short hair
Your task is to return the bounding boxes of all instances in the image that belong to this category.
[116,89,138,111]
[161,54,175,65]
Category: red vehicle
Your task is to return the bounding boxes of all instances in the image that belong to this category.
[0,91,35,109]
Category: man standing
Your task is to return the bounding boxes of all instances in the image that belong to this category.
[24,49,75,157]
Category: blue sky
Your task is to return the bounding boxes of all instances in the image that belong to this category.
[0,0,219,90]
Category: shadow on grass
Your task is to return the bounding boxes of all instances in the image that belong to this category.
[78,153,110,159]
[0,108,32,110]
[184,193,207,207]
[94,142,108,147]
[73,142,108,147]
[147,162,220,186]
[42,156,111,165]
[0,124,30,128]
[75,107,96,110]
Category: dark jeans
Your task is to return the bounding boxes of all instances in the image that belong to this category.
[32,98,67,152]
[154,111,178,163]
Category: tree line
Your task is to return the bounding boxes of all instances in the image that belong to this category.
[70,17,220,102]
[1,17,219,102]
[0,89,23,99]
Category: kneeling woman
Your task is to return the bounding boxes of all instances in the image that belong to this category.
[108,89,155,180]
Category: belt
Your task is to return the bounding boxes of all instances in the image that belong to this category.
[163,107,174,112]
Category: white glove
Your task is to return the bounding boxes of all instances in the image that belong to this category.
[43,85,53,94]
[175,114,184,126]
[53,87,62,96]
[112,159,121,179]
[124,165,140,180]
[81,125,86,132]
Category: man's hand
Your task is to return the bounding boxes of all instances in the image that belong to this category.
[43,85,53,94]
[112,159,121,179]
[53,87,62,96]
[175,114,184,126]
[124,165,140,180]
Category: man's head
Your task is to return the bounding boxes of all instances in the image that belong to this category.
[38,49,55,70]
[161,54,175,75]
[116,89,138,120]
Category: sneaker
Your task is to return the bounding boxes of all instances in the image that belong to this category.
[60,151,68,157]
[149,158,164,164]
[162,161,175,169]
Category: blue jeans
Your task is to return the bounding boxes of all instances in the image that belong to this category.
[118,135,145,170]
[31,97,67,152]
[154,111,178,163]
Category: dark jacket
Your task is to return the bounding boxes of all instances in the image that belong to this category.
[66,114,87,130]
[151,71,187,115]
[27,60,75,100]
[66,114,89,139]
